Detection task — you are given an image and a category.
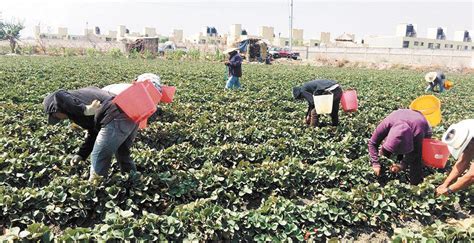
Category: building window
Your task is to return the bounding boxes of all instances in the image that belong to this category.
[472,46,474,50]
[465,46,468,50]
[402,41,410,48]
[314,43,319,47]
[457,45,462,50]
[435,43,441,49]
[450,44,454,48]
[285,41,289,46]
[421,42,424,46]
[414,41,419,46]
[428,43,434,49]
[444,44,449,48]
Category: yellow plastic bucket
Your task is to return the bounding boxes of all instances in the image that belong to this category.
[409,95,441,127]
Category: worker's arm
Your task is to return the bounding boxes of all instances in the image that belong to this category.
[300,91,314,117]
[440,162,474,194]
[368,122,390,168]
[55,91,87,117]
[436,142,474,196]
[438,152,471,189]
[76,130,98,159]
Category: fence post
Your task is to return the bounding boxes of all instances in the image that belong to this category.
[306,46,309,59]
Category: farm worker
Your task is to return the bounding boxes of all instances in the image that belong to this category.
[292,79,343,127]
[436,119,474,196]
[425,71,450,93]
[102,73,162,95]
[42,87,139,183]
[368,109,432,185]
[224,48,242,89]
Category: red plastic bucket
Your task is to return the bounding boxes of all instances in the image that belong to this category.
[341,90,358,112]
[138,119,147,129]
[160,86,176,103]
[113,81,157,123]
[143,82,162,105]
[422,138,450,168]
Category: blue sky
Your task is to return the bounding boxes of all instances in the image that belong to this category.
[1,0,472,40]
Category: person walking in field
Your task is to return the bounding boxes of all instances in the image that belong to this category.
[425,71,453,93]
[224,48,242,89]
[368,109,432,185]
[43,87,139,183]
[292,79,343,127]
[436,119,474,196]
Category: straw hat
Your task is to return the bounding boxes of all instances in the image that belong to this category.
[442,119,474,159]
[224,48,239,54]
[425,72,437,83]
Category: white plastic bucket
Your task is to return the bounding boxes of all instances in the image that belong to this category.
[313,93,334,114]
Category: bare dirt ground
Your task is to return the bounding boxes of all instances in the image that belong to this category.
[268,57,474,74]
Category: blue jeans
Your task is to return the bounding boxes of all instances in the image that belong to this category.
[90,117,138,177]
[225,76,241,89]
[426,79,445,93]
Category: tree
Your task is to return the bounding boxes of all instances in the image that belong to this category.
[0,20,25,53]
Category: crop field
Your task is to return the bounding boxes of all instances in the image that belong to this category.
[0,56,473,241]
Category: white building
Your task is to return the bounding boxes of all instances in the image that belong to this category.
[365,24,474,51]
[260,26,274,41]
[171,29,184,43]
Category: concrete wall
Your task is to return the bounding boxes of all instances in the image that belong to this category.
[293,46,474,68]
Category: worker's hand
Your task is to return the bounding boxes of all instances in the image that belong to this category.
[70,122,83,131]
[390,164,402,173]
[372,165,381,176]
[435,185,449,197]
[224,61,230,65]
[84,100,101,116]
[70,155,83,166]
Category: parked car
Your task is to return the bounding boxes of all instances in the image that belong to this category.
[158,41,188,56]
[268,47,300,60]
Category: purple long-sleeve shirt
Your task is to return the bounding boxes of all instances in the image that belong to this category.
[368,109,432,168]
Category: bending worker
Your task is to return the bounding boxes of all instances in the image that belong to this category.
[224,48,242,89]
[292,79,343,127]
[43,87,139,183]
[436,119,474,196]
[425,71,452,93]
[368,109,432,185]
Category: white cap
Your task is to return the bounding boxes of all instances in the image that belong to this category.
[425,72,437,83]
[442,119,474,159]
[136,73,161,91]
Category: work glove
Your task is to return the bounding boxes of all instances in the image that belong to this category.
[70,155,83,166]
[84,100,101,116]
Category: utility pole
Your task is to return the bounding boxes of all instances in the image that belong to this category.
[289,0,293,51]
